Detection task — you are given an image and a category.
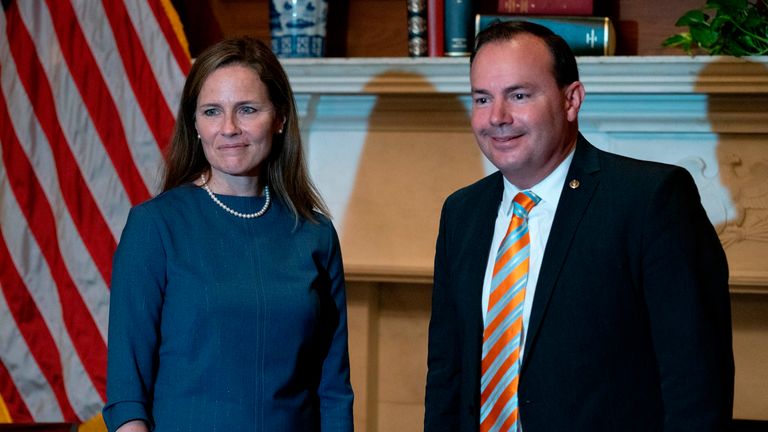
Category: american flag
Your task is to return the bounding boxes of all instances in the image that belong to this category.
[0,0,190,423]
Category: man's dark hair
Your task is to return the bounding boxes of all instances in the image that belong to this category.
[471,21,579,88]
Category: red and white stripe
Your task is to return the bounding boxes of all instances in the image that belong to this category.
[0,0,189,422]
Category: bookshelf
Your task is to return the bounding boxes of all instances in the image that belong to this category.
[199,0,709,57]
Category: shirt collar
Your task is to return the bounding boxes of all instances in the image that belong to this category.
[501,148,576,216]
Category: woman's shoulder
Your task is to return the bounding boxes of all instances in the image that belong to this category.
[295,210,336,242]
[281,204,338,243]
[270,195,334,229]
[121,185,202,230]
[134,183,200,211]
[310,209,334,229]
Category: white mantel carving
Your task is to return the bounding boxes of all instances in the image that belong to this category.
[282,56,768,94]
[282,57,768,293]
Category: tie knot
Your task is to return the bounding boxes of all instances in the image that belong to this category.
[513,191,541,217]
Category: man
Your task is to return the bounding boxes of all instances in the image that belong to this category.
[424,21,734,431]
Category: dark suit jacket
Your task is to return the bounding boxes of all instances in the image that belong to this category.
[425,135,734,432]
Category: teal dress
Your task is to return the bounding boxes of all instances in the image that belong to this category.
[103,184,353,431]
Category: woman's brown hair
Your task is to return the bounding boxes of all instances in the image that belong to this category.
[161,36,328,221]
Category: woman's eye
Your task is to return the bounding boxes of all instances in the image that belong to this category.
[202,108,219,116]
[240,106,257,114]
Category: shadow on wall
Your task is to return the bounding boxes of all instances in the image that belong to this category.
[340,71,487,276]
[693,58,768,423]
[689,59,768,284]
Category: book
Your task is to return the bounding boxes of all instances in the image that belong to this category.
[428,0,445,56]
[497,0,593,15]
[445,0,473,56]
[475,15,616,56]
[408,0,428,56]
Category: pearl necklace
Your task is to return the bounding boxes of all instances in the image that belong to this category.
[200,174,270,219]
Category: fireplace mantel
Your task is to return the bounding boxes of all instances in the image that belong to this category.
[283,57,768,293]
[282,56,768,95]
[294,59,768,428]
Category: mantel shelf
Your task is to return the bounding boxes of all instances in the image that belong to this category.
[291,55,768,294]
[282,56,768,95]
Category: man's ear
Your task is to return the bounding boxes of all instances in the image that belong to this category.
[564,81,585,122]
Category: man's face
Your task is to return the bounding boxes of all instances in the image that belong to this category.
[470,34,583,189]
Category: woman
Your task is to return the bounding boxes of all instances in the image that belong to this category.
[103,37,353,431]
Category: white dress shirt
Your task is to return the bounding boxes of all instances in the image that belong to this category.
[481,149,575,360]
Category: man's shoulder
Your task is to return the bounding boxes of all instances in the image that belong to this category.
[444,171,503,208]
[573,137,690,189]
[595,147,691,188]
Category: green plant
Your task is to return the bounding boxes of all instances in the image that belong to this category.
[663,0,768,55]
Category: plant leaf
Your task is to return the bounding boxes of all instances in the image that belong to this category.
[676,10,710,26]
[725,39,749,55]
[691,26,720,46]
[743,13,768,32]
[664,0,767,55]
[711,14,734,30]
[707,0,747,14]
[662,33,693,47]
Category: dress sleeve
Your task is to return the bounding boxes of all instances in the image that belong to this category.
[102,205,166,432]
[317,222,354,431]
[639,167,734,431]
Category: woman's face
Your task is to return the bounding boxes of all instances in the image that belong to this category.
[195,64,282,184]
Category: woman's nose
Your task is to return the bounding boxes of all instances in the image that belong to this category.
[221,111,241,135]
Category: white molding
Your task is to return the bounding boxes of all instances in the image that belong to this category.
[293,93,768,134]
[282,56,768,95]
[288,57,768,134]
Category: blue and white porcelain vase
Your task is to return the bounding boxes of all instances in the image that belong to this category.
[269,0,328,58]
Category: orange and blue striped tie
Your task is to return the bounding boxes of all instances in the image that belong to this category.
[481,190,541,432]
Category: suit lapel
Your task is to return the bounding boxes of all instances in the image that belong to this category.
[463,173,505,340]
[522,135,601,369]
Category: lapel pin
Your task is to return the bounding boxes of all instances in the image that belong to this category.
[569,179,580,189]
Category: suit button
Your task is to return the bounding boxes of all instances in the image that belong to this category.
[522,400,532,405]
